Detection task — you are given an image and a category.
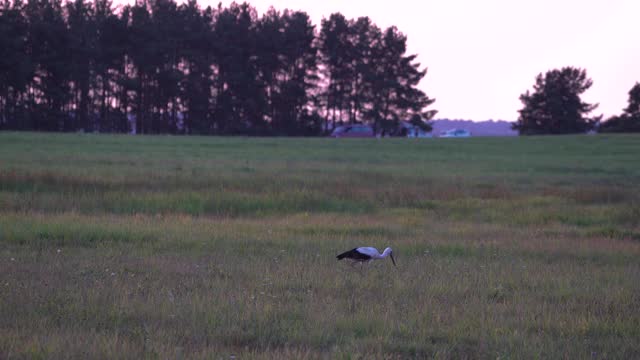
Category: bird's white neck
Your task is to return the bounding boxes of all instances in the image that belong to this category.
[379,247,392,259]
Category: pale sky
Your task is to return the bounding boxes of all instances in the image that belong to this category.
[208,0,640,121]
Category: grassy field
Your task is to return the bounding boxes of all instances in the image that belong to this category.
[1,132,639,359]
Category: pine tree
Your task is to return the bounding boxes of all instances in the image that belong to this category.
[179,0,214,134]
[318,13,352,130]
[0,0,32,130]
[212,2,264,134]
[66,0,95,131]
[364,26,435,135]
[0,0,436,136]
[25,0,72,131]
[513,67,600,135]
[599,82,640,133]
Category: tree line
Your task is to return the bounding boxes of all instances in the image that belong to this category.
[0,0,436,135]
[513,67,640,135]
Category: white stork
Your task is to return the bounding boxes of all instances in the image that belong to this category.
[336,247,396,267]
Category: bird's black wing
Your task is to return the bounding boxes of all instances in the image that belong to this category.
[336,248,371,261]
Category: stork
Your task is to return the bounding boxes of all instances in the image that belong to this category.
[336,247,396,267]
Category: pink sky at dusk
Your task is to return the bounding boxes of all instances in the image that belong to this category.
[205,0,640,121]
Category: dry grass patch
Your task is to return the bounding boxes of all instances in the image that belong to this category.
[1,133,639,358]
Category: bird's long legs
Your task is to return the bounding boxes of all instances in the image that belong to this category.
[347,260,368,274]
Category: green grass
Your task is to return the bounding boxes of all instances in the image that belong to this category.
[1,132,639,358]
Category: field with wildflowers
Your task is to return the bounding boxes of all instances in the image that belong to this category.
[1,132,639,358]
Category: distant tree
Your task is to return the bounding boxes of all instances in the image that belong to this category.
[212,2,265,134]
[0,0,434,136]
[408,113,432,133]
[347,16,378,125]
[513,67,600,135]
[178,0,214,134]
[626,82,640,115]
[599,82,640,133]
[25,0,72,131]
[263,10,319,135]
[127,1,156,134]
[254,7,284,130]
[148,0,182,133]
[364,26,436,135]
[318,14,436,134]
[66,0,95,132]
[0,0,33,130]
[94,0,128,132]
[318,13,352,130]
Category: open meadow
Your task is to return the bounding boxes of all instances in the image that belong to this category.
[1,132,639,359]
